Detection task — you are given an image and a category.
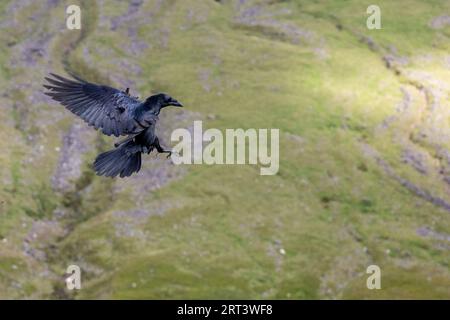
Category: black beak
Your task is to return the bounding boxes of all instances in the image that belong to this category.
[171,99,183,107]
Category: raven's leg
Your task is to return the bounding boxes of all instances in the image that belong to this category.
[114,135,136,148]
[154,137,172,158]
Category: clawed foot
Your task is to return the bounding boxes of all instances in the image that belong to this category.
[161,151,172,158]
[159,150,179,159]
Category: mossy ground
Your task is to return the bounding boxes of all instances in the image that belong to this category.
[0,0,449,299]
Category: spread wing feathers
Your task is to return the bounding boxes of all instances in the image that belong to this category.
[44,73,143,137]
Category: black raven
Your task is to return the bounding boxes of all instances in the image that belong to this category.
[43,73,183,178]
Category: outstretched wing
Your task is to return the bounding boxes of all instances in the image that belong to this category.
[44,73,144,137]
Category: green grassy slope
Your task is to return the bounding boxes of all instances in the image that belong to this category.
[0,0,449,299]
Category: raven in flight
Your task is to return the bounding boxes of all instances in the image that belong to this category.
[44,73,183,178]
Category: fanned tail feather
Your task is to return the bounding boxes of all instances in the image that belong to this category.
[93,141,141,178]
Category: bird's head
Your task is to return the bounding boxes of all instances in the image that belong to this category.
[147,93,183,109]
[163,93,183,108]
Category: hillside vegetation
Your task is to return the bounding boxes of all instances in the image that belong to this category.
[0,0,449,299]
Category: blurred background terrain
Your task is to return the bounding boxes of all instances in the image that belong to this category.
[0,0,449,299]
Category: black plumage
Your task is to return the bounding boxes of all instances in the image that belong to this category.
[44,73,183,178]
